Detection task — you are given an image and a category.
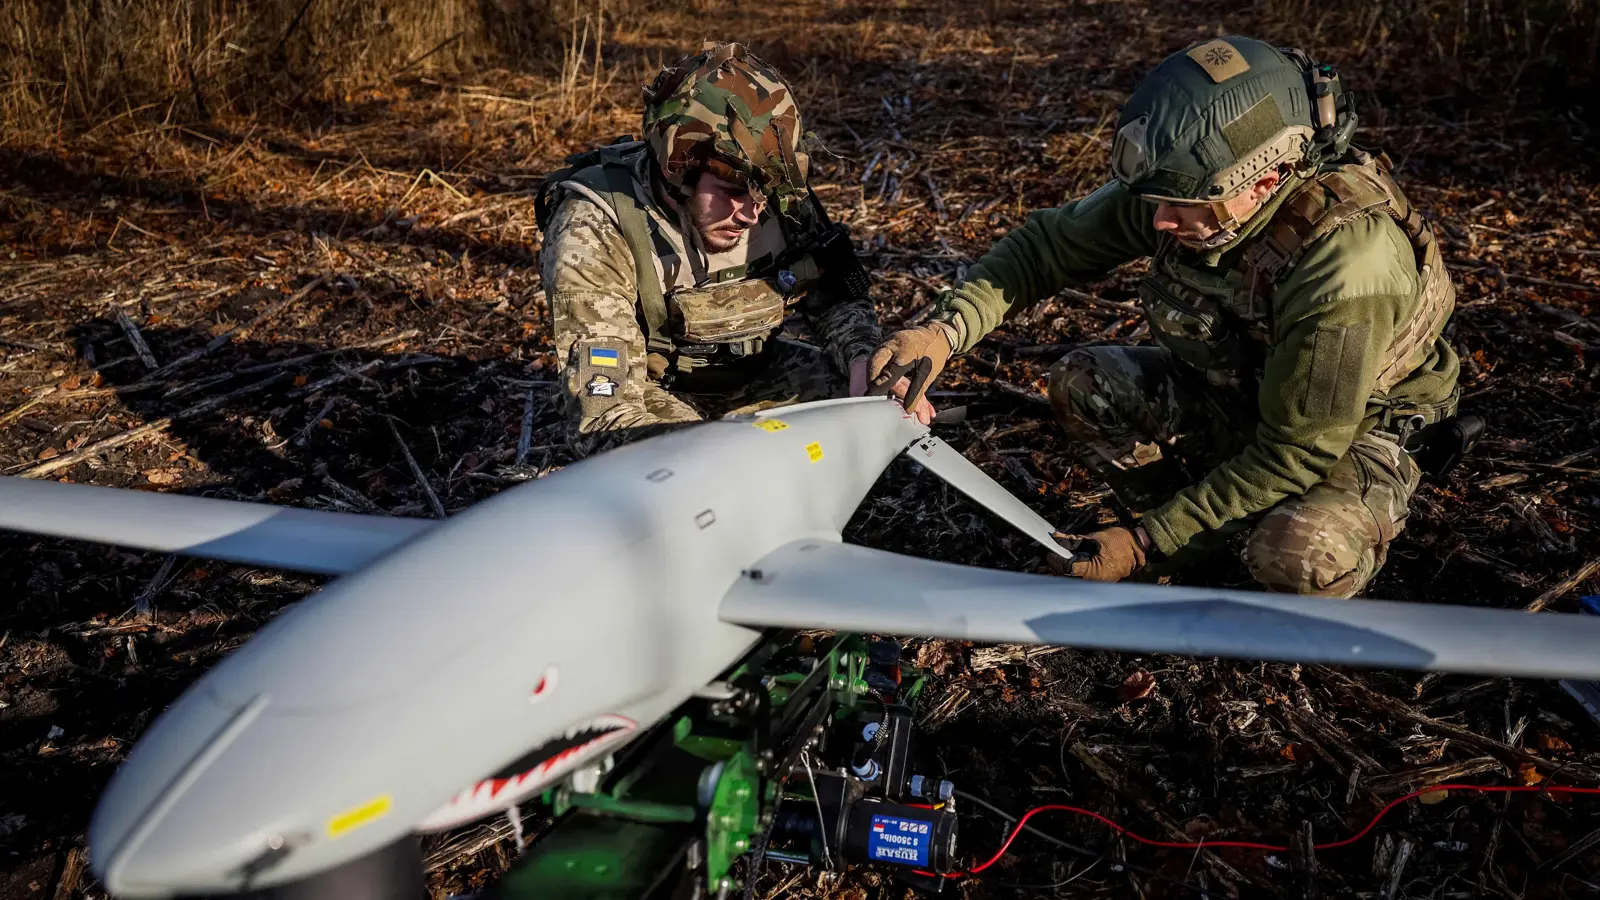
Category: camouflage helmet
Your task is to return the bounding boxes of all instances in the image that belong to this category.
[1110,36,1354,224]
[641,42,810,212]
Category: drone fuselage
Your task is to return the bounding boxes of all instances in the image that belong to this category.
[87,398,928,897]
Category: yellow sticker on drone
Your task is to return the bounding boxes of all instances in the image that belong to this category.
[327,794,392,838]
[753,419,789,432]
[805,442,824,463]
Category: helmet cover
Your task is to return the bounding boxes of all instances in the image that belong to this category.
[642,42,810,213]
[1111,36,1319,205]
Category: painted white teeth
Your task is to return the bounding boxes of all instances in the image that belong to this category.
[419,716,638,832]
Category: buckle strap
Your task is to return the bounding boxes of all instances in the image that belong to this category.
[1374,385,1461,450]
[670,337,770,372]
[1375,386,1459,424]
[1241,235,1292,280]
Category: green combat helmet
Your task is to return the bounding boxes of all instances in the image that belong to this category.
[641,41,811,216]
[1110,36,1357,242]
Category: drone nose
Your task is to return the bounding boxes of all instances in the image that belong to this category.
[90,691,275,895]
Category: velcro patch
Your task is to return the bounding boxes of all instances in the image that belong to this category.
[1303,321,1371,420]
[1223,96,1286,157]
[1187,39,1250,83]
[575,338,629,420]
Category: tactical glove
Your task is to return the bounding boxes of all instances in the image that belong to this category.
[1046,526,1147,582]
[865,323,956,412]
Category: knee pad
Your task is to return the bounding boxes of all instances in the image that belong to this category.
[1242,505,1376,598]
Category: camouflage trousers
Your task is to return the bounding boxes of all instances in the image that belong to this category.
[572,340,845,456]
[1046,346,1421,598]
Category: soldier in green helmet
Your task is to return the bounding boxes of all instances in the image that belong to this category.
[537,41,920,455]
[868,37,1466,598]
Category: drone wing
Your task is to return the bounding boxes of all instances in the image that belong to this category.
[904,435,1075,561]
[721,539,1600,681]
[0,476,432,575]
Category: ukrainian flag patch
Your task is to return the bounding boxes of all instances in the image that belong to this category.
[588,347,620,368]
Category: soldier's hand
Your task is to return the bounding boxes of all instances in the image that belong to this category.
[1045,526,1148,582]
[854,354,936,423]
[880,380,937,425]
[848,356,871,398]
[866,324,956,421]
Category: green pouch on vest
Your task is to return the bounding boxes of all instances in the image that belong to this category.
[1137,277,1246,387]
[669,278,787,344]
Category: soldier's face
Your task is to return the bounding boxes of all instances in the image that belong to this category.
[1150,171,1283,245]
[687,172,765,252]
[1151,201,1224,242]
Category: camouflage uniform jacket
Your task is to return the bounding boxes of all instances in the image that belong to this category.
[542,148,880,438]
[935,153,1461,558]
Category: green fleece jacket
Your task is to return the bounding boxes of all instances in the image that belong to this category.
[937,179,1459,557]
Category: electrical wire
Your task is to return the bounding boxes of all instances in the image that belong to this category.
[1309,784,1600,852]
[933,783,1600,884]
[946,790,1231,899]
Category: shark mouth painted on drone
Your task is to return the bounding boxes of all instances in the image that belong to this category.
[416,714,637,831]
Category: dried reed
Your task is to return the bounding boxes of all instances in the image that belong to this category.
[0,0,638,137]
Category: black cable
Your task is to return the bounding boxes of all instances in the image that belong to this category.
[740,826,772,900]
[953,789,1230,900]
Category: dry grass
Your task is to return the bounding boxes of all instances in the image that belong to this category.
[0,0,663,136]
[6,0,1593,151]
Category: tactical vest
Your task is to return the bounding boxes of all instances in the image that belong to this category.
[535,141,826,376]
[1138,148,1457,428]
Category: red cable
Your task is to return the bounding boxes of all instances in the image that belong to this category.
[921,783,1600,880]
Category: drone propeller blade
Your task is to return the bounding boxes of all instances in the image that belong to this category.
[903,434,1075,561]
[0,476,432,575]
[721,539,1600,681]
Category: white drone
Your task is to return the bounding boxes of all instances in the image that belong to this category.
[1,396,1592,899]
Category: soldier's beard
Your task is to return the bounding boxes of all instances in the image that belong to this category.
[691,208,752,253]
[663,171,759,253]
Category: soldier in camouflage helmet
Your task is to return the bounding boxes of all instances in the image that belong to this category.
[539,41,912,456]
[868,37,1462,598]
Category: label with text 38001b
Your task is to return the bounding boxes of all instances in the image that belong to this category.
[867,814,931,866]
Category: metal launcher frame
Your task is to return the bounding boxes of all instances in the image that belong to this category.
[490,631,957,899]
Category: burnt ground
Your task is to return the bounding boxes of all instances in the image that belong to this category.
[3,0,1600,898]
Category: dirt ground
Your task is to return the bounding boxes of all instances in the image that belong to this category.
[3,1,1600,898]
